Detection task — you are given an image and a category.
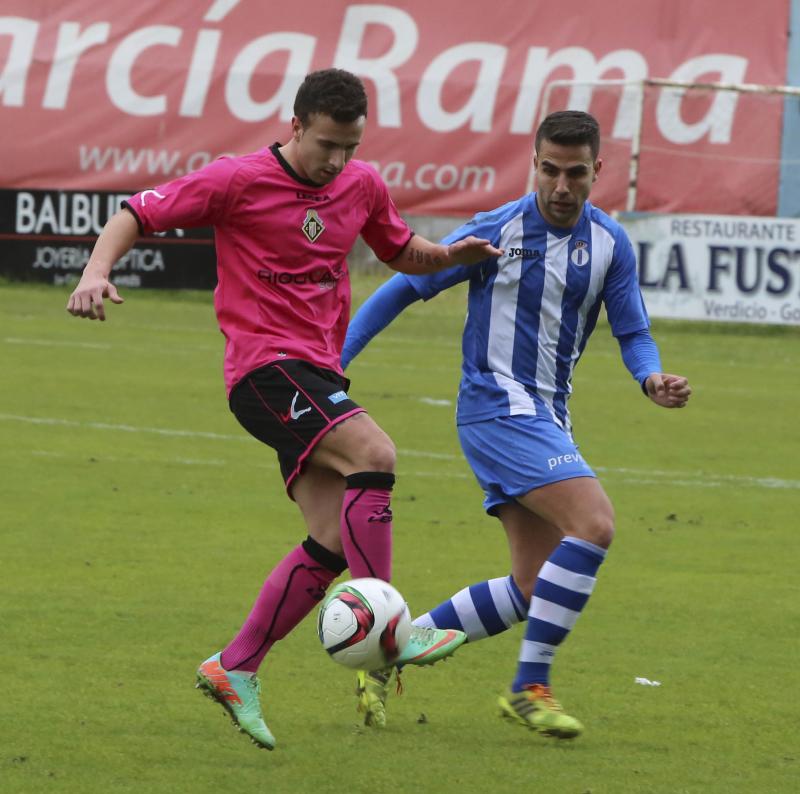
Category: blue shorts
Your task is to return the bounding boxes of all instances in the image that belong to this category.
[457,415,596,516]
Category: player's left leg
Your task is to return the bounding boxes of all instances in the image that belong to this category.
[221,465,349,672]
[309,411,396,581]
[512,476,613,689]
[500,476,613,738]
[454,415,606,738]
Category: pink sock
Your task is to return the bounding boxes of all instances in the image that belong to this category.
[220,540,344,673]
[340,472,395,581]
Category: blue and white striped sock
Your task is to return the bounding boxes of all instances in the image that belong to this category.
[412,575,528,642]
[512,537,606,691]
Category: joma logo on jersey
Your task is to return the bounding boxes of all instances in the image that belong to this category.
[507,247,539,259]
[302,209,325,242]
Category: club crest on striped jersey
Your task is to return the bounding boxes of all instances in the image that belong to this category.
[302,209,325,242]
[571,240,590,267]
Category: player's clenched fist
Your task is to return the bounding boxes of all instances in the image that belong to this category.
[645,373,692,408]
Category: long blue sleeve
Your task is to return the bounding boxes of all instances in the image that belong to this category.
[342,274,422,369]
[617,328,662,388]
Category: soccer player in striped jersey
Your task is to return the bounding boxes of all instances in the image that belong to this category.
[66,69,500,750]
[343,110,692,738]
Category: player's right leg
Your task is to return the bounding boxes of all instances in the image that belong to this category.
[307,410,397,581]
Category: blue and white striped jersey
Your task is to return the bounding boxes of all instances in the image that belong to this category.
[404,193,650,433]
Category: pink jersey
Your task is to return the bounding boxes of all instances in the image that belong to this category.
[125,145,412,395]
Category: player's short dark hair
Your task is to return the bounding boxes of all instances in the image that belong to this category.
[535,111,601,159]
[294,69,368,125]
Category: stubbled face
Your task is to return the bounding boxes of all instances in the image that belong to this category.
[534,139,601,228]
[291,112,366,185]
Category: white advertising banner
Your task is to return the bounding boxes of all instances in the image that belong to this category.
[621,213,800,326]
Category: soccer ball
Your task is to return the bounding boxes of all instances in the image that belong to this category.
[318,578,412,670]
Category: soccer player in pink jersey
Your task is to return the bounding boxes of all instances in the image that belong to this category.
[66,69,502,750]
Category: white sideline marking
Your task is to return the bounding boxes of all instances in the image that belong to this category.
[1,413,250,442]
[30,449,464,478]
[4,336,220,354]
[593,466,799,490]
[5,337,112,350]
[31,449,273,470]
[398,448,458,460]
[0,413,461,459]
[419,397,453,406]
[3,413,797,490]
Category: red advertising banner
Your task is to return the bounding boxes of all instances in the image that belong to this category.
[0,0,791,217]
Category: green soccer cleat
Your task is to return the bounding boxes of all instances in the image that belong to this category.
[196,652,276,750]
[498,684,583,739]
[356,668,394,728]
[396,626,467,667]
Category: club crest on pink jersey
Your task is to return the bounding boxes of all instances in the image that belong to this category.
[302,209,325,242]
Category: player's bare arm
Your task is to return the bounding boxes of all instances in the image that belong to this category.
[645,373,692,408]
[387,234,504,275]
[66,209,139,320]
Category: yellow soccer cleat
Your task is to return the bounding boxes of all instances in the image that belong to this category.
[498,683,583,739]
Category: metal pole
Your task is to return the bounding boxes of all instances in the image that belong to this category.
[626,81,646,212]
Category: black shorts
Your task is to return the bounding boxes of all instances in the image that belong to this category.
[229,359,364,491]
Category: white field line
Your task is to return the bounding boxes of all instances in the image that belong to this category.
[2,413,457,457]
[3,337,220,354]
[30,449,469,478]
[1,413,249,442]
[5,336,112,350]
[30,449,273,469]
[3,413,798,490]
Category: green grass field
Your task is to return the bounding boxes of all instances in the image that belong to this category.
[2,278,799,794]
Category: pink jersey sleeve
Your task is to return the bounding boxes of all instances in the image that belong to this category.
[358,167,413,263]
[125,156,239,234]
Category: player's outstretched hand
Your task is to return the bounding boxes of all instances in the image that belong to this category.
[66,274,124,321]
[645,373,692,408]
[447,235,504,265]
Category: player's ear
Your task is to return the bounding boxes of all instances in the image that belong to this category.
[593,157,602,181]
[291,116,303,142]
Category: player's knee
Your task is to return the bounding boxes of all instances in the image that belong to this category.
[563,502,615,549]
[577,512,615,549]
[356,437,396,473]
